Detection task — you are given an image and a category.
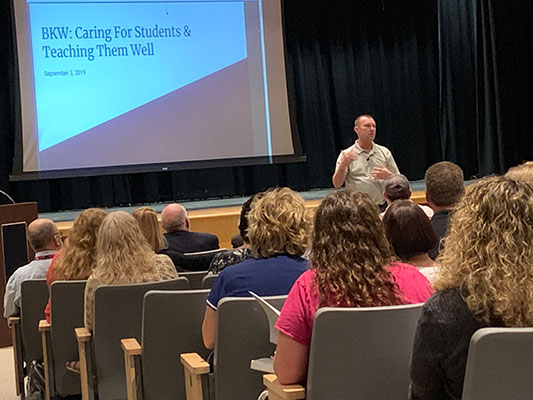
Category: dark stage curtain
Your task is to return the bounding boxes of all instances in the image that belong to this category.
[1,0,531,211]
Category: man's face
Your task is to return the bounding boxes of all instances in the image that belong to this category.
[354,116,376,143]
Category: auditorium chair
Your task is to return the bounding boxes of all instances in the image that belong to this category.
[181,295,287,400]
[179,271,209,289]
[121,289,210,400]
[164,249,226,272]
[8,279,49,399]
[462,327,533,400]
[200,273,218,289]
[262,304,423,400]
[39,280,86,400]
[75,278,189,400]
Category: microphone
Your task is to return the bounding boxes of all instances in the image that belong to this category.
[0,189,16,204]
[366,154,374,162]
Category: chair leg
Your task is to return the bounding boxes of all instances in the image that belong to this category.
[9,317,24,398]
[39,320,52,400]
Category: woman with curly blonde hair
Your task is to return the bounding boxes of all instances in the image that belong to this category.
[274,189,432,384]
[132,206,167,252]
[84,211,178,331]
[44,208,107,322]
[410,176,533,400]
[202,187,311,349]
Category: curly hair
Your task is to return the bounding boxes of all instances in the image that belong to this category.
[247,187,310,258]
[132,207,167,252]
[311,189,403,308]
[505,161,533,187]
[91,211,160,284]
[52,208,107,281]
[383,200,437,260]
[435,176,533,326]
[425,161,465,207]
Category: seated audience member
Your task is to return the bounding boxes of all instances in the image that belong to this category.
[424,161,465,259]
[381,174,433,218]
[410,176,533,400]
[202,187,310,349]
[208,194,261,274]
[132,206,167,252]
[383,200,439,282]
[230,234,244,249]
[273,190,431,385]
[159,203,220,271]
[160,203,219,253]
[505,160,533,187]
[84,211,178,331]
[44,208,107,322]
[4,219,62,318]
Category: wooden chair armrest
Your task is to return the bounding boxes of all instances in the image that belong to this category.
[180,352,210,375]
[75,327,92,400]
[180,353,210,400]
[121,338,142,400]
[7,316,20,329]
[9,316,23,396]
[121,338,142,356]
[75,327,92,342]
[263,374,306,400]
[39,319,51,332]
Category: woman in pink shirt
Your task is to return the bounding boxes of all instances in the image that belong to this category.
[274,189,431,384]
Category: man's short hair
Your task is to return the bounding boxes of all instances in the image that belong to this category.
[161,203,187,232]
[425,161,465,207]
[384,174,411,202]
[353,114,374,127]
[28,220,58,251]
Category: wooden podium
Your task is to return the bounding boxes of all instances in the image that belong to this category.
[0,202,38,347]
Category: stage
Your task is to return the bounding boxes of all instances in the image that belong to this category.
[40,182,429,249]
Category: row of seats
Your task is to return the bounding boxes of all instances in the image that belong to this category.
[10,278,533,400]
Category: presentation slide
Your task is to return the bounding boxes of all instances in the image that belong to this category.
[12,0,297,177]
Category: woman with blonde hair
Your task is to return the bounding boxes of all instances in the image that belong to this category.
[410,176,533,399]
[132,206,167,252]
[273,189,432,384]
[202,187,311,349]
[44,208,107,322]
[84,211,178,331]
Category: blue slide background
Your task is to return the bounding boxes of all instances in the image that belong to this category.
[28,1,248,151]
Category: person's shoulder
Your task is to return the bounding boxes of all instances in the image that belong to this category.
[389,261,424,276]
[373,142,393,154]
[295,269,315,286]
[423,288,469,321]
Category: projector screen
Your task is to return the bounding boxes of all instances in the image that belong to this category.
[11,0,303,179]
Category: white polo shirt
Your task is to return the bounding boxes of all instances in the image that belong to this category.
[335,141,399,204]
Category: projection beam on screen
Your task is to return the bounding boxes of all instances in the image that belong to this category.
[11,0,303,180]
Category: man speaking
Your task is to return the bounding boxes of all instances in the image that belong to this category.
[332,114,399,209]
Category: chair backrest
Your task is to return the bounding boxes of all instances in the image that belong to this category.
[166,249,226,272]
[92,277,189,400]
[462,327,533,400]
[140,289,210,400]
[306,303,423,400]
[20,279,49,366]
[49,280,87,396]
[214,295,287,400]
[179,270,209,289]
[201,273,218,289]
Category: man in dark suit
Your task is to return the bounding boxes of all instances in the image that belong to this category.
[159,203,220,271]
[425,162,465,259]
